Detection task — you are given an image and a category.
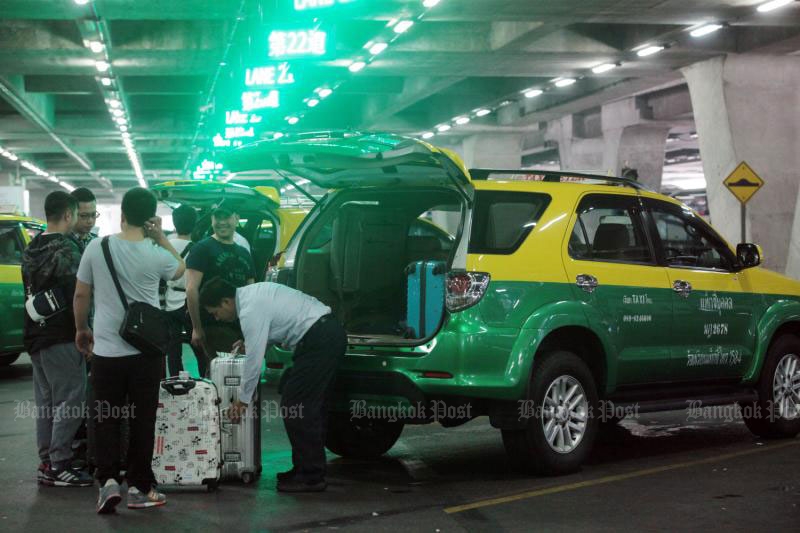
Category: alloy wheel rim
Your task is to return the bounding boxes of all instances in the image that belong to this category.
[541,375,588,454]
[773,353,800,420]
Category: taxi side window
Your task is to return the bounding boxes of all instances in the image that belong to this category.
[569,195,653,264]
[0,225,24,265]
[648,203,735,271]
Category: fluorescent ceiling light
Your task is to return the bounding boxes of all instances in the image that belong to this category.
[112,108,124,117]
[421,132,435,139]
[591,63,617,73]
[317,88,333,98]
[74,0,90,5]
[94,60,110,72]
[524,88,543,98]
[436,124,451,132]
[454,116,470,125]
[119,125,128,132]
[423,0,441,7]
[108,98,121,108]
[757,0,793,12]
[554,78,576,87]
[115,116,128,125]
[88,40,104,53]
[637,45,664,57]
[307,98,320,107]
[273,132,284,139]
[369,42,388,55]
[475,108,491,117]
[100,77,112,86]
[348,60,366,73]
[60,181,76,192]
[386,18,398,28]
[287,116,299,125]
[690,24,723,37]
[394,20,414,34]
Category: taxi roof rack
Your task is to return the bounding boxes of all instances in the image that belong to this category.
[469,168,650,191]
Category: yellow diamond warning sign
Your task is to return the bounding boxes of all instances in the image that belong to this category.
[724,162,764,204]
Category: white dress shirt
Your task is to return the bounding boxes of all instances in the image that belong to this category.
[236,282,331,404]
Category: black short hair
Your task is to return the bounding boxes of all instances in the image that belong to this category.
[173,205,197,235]
[212,206,234,220]
[71,187,96,204]
[121,187,157,227]
[44,191,78,222]
[199,277,238,308]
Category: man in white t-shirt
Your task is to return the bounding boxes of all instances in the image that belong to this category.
[163,205,207,377]
[74,187,185,514]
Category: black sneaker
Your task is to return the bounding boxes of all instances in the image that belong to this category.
[44,466,94,487]
[276,468,296,482]
[276,477,327,493]
[37,462,51,485]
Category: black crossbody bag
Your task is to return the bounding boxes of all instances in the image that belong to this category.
[101,236,172,357]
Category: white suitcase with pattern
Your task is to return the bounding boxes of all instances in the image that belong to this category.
[151,374,221,491]
[210,353,262,484]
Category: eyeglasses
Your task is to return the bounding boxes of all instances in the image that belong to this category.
[78,211,100,220]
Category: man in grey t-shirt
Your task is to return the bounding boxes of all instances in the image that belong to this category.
[74,188,184,514]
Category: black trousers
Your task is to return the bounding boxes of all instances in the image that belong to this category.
[281,316,347,482]
[91,354,161,492]
[166,307,208,378]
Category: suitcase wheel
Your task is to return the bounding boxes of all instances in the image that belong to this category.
[206,479,219,492]
[242,472,255,484]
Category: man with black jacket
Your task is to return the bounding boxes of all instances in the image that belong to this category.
[23,191,93,487]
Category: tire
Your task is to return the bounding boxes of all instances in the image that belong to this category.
[502,350,599,475]
[742,335,800,439]
[0,353,20,366]
[325,413,404,459]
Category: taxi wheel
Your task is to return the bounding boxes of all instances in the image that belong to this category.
[502,351,599,475]
[325,413,404,459]
[743,335,800,439]
[0,353,20,366]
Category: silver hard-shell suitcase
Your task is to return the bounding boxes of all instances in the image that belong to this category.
[210,353,262,483]
[151,374,221,491]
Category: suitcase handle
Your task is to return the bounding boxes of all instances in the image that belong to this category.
[161,379,196,396]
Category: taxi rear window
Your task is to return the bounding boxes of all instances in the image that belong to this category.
[468,191,551,255]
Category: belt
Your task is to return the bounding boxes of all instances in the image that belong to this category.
[297,314,334,349]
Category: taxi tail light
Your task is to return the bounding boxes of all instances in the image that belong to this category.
[446,271,490,312]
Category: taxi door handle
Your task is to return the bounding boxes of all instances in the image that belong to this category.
[673,280,692,298]
[576,274,598,293]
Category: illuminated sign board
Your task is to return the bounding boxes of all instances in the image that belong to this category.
[225,110,263,126]
[293,0,356,10]
[225,126,255,139]
[245,62,295,88]
[193,159,225,180]
[268,29,327,58]
[242,90,280,111]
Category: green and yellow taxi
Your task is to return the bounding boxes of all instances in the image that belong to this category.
[228,132,800,475]
[0,212,45,365]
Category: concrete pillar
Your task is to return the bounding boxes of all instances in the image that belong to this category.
[545,115,605,171]
[682,55,800,275]
[614,124,671,191]
[460,133,522,169]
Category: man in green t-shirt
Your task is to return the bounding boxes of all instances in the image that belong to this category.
[185,206,255,363]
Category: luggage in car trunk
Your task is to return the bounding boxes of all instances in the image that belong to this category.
[151,374,221,490]
[405,260,446,338]
[210,353,262,484]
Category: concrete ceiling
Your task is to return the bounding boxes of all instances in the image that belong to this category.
[0,0,799,197]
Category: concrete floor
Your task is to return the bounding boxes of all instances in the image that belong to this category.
[1,352,798,532]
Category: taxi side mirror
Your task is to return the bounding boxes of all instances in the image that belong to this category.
[736,243,762,269]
